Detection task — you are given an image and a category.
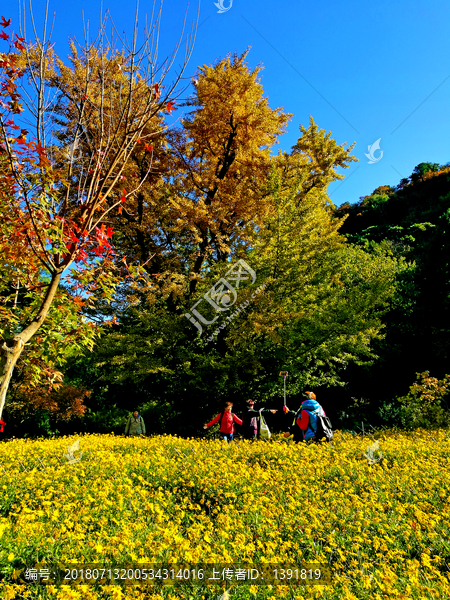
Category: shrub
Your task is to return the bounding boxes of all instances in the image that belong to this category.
[398,371,450,428]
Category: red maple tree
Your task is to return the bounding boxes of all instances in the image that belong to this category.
[0,8,198,419]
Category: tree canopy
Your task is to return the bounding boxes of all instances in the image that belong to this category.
[3,13,446,437]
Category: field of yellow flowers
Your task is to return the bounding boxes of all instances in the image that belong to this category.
[0,429,449,600]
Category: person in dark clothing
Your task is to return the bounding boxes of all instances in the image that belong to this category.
[125,410,146,436]
[242,399,277,440]
[285,410,305,442]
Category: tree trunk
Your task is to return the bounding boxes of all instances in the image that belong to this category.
[0,339,25,420]
[0,270,63,420]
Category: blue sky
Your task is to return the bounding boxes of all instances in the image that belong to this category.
[5,0,450,206]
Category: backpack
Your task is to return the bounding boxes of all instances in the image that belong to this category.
[296,401,333,442]
[314,413,333,441]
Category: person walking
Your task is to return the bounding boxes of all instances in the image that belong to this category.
[125,410,146,436]
[242,399,277,440]
[203,402,243,442]
[0,419,5,434]
[283,402,305,443]
[283,392,328,442]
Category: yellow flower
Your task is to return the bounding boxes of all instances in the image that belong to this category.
[0,430,449,598]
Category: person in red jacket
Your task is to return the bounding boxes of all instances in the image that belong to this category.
[0,420,6,433]
[203,402,243,442]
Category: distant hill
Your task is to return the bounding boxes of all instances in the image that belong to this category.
[329,162,450,412]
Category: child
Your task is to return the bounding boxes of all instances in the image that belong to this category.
[203,402,243,442]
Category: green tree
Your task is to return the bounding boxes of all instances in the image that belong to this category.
[48,55,401,436]
[398,371,450,428]
[81,158,401,434]
[410,162,441,183]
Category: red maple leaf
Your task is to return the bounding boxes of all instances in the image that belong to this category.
[144,143,153,153]
[0,31,8,40]
[76,249,88,263]
[120,188,127,203]
[13,34,25,50]
[0,16,11,28]
[35,142,50,166]
[165,101,175,115]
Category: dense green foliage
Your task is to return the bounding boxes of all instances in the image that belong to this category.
[331,162,450,424]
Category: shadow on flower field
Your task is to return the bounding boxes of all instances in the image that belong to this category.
[0,430,449,599]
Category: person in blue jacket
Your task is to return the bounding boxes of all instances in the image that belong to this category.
[284,392,327,442]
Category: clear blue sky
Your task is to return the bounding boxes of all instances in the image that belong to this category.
[5,0,450,205]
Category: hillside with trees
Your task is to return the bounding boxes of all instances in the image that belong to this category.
[330,162,450,427]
